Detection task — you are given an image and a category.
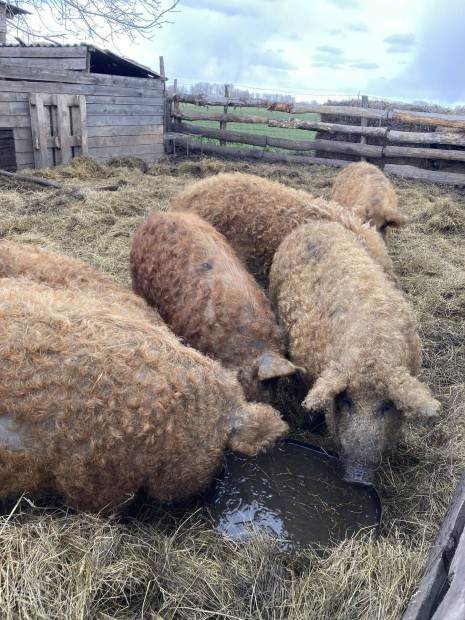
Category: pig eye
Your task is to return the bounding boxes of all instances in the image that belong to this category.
[336,392,353,413]
[260,379,275,391]
[200,262,213,272]
[379,401,396,416]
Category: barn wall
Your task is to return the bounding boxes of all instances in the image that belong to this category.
[0,60,165,169]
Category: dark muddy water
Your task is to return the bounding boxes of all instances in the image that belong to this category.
[205,440,381,549]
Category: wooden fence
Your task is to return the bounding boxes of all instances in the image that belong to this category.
[165,92,465,186]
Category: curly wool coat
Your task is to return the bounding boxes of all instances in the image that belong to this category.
[0,239,163,326]
[269,220,439,485]
[0,278,288,514]
[169,172,396,287]
[332,162,409,240]
[130,211,299,402]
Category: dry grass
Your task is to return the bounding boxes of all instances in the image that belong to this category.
[0,155,464,619]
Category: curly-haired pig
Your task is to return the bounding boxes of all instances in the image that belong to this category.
[332,161,409,240]
[269,220,440,486]
[129,210,300,402]
[169,172,396,287]
[0,278,288,514]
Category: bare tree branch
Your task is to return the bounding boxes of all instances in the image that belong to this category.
[7,0,179,45]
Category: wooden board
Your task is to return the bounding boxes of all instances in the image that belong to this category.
[0,64,163,89]
[87,124,163,138]
[0,79,164,97]
[0,57,87,71]
[87,115,163,127]
[402,472,465,620]
[385,164,465,186]
[0,46,88,58]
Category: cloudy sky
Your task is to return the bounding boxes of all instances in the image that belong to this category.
[120,0,464,106]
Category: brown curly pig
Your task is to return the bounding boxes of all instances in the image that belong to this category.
[0,278,288,514]
[169,172,395,287]
[332,162,409,240]
[269,220,440,487]
[130,211,300,403]
[0,239,163,326]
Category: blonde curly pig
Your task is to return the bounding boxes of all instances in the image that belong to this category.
[332,161,409,241]
[0,278,287,514]
[170,172,396,287]
[269,220,439,486]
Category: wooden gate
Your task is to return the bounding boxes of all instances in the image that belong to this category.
[29,93,88,169]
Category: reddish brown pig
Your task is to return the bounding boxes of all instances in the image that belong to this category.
[130,211,300,402]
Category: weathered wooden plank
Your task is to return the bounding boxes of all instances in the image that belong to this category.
[29,93,52,169]
[387,130,465,146]
[0,79,164,97]
[11,138,36,153]
[268,135,383,157]
[167,137,349,166]
[172,110,268,124]
[431,528,465,620]
[87,124,163,137]
[0,101,30,115]
[0,64,163,88]
[0,46,88,58]
[88,134,163,148]
[176,123,267,147]
[0,57,87,71]
[74,95,88,157]
[86,103,164,115]
[86,95,162,105]
[390,109,465,129]
[384,145,465,161]
[0,92,29,102]
[402,472,465,620]
[10,127,32,140]
[174,123,382,156]
[55,94,72,164]
[292,104,387,119]
[173,94,388,120]
[385,164,465,186]
[86,115,163,127]
[15,152,35,169]
[0,115,32,128]
[268,118,387,137]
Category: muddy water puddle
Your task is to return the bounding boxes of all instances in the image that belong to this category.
[205,439,381,549]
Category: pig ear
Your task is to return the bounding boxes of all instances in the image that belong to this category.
[256,352,305,381]
[228,403,289,456]
[302,364,348,412]
[388,371,440,420]
[386,211,409,229]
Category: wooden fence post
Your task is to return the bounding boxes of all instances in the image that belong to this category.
[360,95,368,161]
[220,84,230,147]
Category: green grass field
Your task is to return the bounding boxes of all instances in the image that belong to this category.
[179,103,319,149]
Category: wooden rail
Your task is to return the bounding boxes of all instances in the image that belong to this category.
[167,94,465,185]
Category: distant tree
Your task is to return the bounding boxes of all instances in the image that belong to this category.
[9,0,179,45]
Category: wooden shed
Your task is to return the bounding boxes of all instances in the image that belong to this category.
[0,43,166,170]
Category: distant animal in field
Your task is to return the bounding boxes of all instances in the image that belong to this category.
[130,210,300,402]
[169,172,395,287]
[0,278,288,514]
[269,220,440,486]
[332,161,408,240]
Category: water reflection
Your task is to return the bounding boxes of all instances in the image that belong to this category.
[205,440,381,549]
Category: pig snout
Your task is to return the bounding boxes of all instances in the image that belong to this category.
[342,461,377,487]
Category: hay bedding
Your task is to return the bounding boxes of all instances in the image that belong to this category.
[0,156,464,619]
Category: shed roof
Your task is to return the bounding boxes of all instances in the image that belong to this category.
[0,42,165,79]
